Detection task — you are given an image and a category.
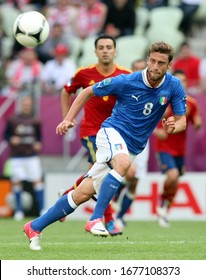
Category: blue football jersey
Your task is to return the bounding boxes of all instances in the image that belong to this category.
[92,70,186,154]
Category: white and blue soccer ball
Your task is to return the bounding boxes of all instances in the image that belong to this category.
[13,11,50,48]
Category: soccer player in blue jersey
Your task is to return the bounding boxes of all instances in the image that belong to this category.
[23,41,187,250]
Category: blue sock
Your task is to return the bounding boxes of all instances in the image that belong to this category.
[90,170,123,220]
[14,190,23,212]
[117,191,134,219]
[32,191,77,232]
[34,189,44,214]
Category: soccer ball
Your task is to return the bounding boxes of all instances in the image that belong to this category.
[13,11,50,48]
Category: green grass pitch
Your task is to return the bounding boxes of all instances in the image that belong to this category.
[0,218,206,260]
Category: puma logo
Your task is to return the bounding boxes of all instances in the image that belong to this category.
[131,95,140,101]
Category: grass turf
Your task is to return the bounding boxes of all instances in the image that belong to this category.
[0,218,206,260]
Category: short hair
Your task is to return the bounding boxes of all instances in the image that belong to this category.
[94,34,116,49]
[173,69,186,76]
[147,41,174,63]
[131,58,146,67]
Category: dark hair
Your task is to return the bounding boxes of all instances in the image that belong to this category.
[94,34,116,49]
[179,41,189,48]
[148,41,174,63]
[131,58,146,66]
[173,69,186,76]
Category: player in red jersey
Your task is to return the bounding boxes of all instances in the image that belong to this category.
[59,34,131,235]
[153,70,202,227]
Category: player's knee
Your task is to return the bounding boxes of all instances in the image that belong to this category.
[167,168,179,183]
[113,154,131,176]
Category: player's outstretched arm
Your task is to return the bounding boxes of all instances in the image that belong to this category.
[162,115,186,134]
[56,86,94,135]
[61,88,72,119]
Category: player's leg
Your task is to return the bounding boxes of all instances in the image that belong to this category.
[60,135,122,235]
[81,136,119,227]
[10,158,25,220]
[85,128,134,235]
[116,141,149,228]
[12,181,24,220]
[23,177,95,250]
[27,156,45,216]
[156,153,184,227]
[116,166,138,229]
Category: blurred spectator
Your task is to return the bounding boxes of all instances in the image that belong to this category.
[101,0,136,7]
[2,48,43,98]
[15,0,47,11]
[172,41,201,95]
[199,46,206,94]
[73,0,107,40]
[131,58,147,72]
[178,0,203,36]
[4,95,45,221]
[102,0,136,38]
[45,0,78,39]
[40,43,76,95]
[36,22,71,64]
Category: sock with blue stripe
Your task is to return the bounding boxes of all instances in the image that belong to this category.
[14,189,23,212]
[32,191,77,232]
[90,170,124,221]
[117,190,135,219]
[34,189,44,214]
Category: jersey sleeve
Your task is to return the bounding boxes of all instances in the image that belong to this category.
[92,74,126,97]
[170,79,187,116]
[64,70,82,95]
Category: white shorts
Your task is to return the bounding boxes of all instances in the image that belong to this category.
[96,127,130,163]
[10,156,43,183]
[87,127,136,194]
[133,140,149,179]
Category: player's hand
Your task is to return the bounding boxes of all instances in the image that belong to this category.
[56,120,76,135]
[162,116,175,134]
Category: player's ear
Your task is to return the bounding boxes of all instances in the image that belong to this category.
[168,61,173,70]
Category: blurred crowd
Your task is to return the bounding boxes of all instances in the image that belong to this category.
[0,0,206,98]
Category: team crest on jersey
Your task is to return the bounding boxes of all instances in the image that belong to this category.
[115,143,123,151]
[96,78,112,88]
[103,78,112,86]
[159,96,168,105]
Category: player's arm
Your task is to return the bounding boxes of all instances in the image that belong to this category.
[192,102,202,130]
[61,87,72,119]
[162,114,186,134]
[56,86,94,135]
[193,114,202,130]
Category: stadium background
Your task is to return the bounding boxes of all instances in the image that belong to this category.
[0,93,206,220]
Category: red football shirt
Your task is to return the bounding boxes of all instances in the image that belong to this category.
[64,64,131,138]
[154,96,200,156]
